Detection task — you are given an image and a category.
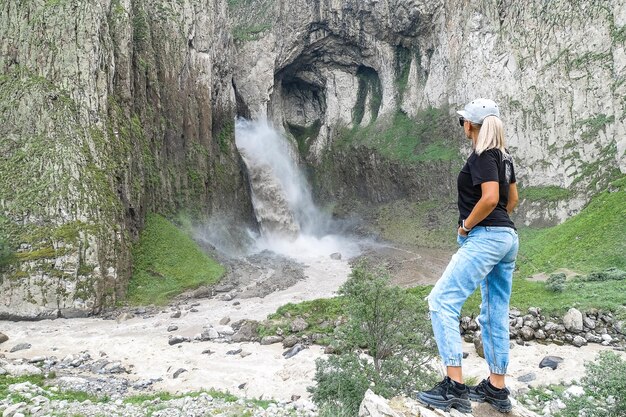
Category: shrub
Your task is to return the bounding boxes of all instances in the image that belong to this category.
[584,267,626,282]
[546,272,566,292]
[309,260,437,416]
[558,351,626,417]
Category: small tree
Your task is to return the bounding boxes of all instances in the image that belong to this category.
[310,260,437,415]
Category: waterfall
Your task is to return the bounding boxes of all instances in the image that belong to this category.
[234,119,358,259]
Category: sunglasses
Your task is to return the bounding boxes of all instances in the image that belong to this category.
[459,117,465,126]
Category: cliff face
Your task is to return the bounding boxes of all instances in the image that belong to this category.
[231,0,626,223]
[0,0,253,319]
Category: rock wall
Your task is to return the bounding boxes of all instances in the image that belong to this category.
[231,0,626,224]
[0,0,253,319]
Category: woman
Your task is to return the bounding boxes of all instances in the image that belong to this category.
[416,98,519,414]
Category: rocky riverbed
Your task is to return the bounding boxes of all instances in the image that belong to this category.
[1,246,624,417]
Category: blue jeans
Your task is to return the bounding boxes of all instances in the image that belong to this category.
[427,226,519,375]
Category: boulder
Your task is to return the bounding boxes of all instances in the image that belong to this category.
[359,389,402,417]
[520,326,534,341]
[0,332,8,344]
[9,343,31,353]
[572,335,586,347]
[563,308,583,333]
[290,317,309,332]
[261,335,283,345]
[231,320,259,342]
[539,356,563,370]
[282,335,299,348]
[473,332,484,359]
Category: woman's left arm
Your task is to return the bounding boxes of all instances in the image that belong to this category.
[458,181,499,236]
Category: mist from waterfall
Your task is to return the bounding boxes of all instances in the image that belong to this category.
[231,118,359,260]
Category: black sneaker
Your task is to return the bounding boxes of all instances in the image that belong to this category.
[415,376,472,413]
[468,378,512,413]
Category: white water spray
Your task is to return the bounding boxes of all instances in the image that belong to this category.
[235,119,359,260]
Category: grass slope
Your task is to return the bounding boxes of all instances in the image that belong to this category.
[127,214,225,305]
[517,175,626,277]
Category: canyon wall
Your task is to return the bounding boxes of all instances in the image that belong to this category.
[231,0,626,222]
[0,0,253,319]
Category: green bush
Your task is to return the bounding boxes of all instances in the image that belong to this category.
[309,260,437,416]
[558,351,626,417]
[584,267,626,282]
[546,272,566,292]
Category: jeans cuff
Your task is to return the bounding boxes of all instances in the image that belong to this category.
[443,356,463,367]
[489,365,508,375]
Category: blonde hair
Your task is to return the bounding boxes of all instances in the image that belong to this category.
[474,116,507,155]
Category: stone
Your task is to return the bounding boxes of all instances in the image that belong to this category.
[226,349,242,355]
[2,403,26,417]
[517,373,536,383]
[231,321,259,343]
[534,329,546,340]
[473,333,484,359]
[520,326,535,341]
[467,319,479,331]
[563,385,585,398]
[282,335,299,348]
[9,343,31,353]
[168,336,186,346]
[240,351,252,358]
[167,325,178,332]
[539,356,563,370]
[172,368,186,379]
[584,332,602,343]
[330,252,342,260]
[219,316,231,325]
[261,335,283,345]
[563,308,583,333]
[358,389,402,417]
[201,349,213,355]
[601,334,612,342]
[201,327,220,341]
[572,335,586,347]
[170,311,181,319]
[528,307,540,317]
[290,317,308,332]
[283,343,305,359]
[215,325,235,336]
[0,333,8,344]
[583,316,596,329]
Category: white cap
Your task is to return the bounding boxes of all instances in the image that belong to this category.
[457,98,500,124]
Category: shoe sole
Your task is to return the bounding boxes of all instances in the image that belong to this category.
[468,394,512,413]
[416,393,473,414]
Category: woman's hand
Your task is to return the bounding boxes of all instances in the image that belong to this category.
[458,226,469,237]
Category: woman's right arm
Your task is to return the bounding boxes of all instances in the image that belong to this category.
[507,183,518,213]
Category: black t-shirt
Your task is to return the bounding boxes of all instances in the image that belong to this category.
[457,148,516,229]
